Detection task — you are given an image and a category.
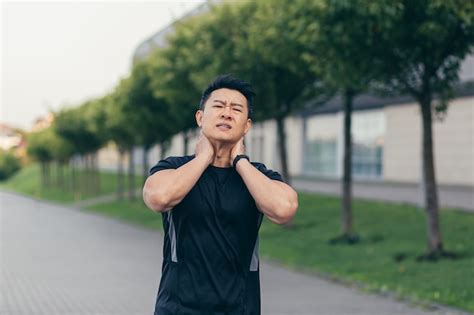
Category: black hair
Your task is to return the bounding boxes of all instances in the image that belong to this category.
[199,74,255,119]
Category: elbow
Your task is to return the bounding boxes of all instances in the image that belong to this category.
[272,198,298,225]
[142,183,170,213]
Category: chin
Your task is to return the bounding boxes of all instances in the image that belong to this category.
[210,134,236,143]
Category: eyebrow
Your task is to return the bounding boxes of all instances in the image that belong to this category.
[214,99,244,108]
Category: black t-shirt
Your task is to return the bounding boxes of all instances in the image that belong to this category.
[149,154,283,315]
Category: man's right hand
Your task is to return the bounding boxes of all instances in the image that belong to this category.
[195,130,214,165]
[144,130,214,213]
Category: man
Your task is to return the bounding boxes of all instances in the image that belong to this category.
[143,74,298,315]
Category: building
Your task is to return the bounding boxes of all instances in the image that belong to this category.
[0,123,23,151]
[245,80,473,187]
[30,112,55,133]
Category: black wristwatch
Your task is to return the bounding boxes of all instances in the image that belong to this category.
[233,154,250,168]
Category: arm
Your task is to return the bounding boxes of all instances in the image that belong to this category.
[143,131,214,213]
[143,154,210,212]
[235,158,298,225]
[230,137,298,225]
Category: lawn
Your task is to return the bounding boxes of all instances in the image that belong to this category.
[0,163,144,203]
[258,193,474,312]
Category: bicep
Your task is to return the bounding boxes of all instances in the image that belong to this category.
[145,169,175,189]
[273,180,297,197]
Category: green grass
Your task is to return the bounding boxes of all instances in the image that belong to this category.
[1,165,473,311]
[0,163,144,203]
[258,193,474,312]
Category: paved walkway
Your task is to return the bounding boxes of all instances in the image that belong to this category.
[1,190,470,315]
[292,178,474,211]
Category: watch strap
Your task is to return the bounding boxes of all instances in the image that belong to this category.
[232,154,250,168]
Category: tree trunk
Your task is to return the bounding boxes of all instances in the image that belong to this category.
[54,161,59,187]
[342,89,354,236]
[93,152,101,195]
[98,153,101,194]
[45,161,51,188]
[419,97,443,254]
[276,115,290,185]
[143,145,149,185]
[161,140,170,160]
[117,149,125,200]
[65,159,71,192]
[57,161,64,188]
[40,162,47,188]
[70,158,78,198]
[128,147,135,201]
[183,131,189,156]
[79,154,88,197]
[86,154,93,196]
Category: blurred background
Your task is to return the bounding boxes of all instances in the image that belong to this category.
[1,0,473,314]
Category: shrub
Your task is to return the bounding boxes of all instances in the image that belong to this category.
[0,149,21,180]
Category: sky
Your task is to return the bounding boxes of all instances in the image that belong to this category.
[2,1,473,131]
[1,0,205,130]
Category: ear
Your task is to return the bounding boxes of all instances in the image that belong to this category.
[195,110,203,128]
[243,118,252,135]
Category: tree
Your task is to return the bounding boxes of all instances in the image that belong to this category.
[55,100,107,197]
[0,149,21,181]
[148,20,205,156]
[308,0,390,242]
[48,124,75,189]
[103,84,136,200]
[128,59,175,183]
[189,0,326,185]
[105,78,139,201]
[371,0,474,258]
[81,98,108,195]
[27,128,54,188]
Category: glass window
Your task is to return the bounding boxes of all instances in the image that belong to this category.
[352,112,385,179]
[303,139,337,177]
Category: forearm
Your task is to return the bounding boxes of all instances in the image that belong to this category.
[235,159,298,224]
[144,155,209,211]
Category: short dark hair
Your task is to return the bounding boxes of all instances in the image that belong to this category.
[199,74,255,119]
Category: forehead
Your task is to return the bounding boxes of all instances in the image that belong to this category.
[208,88,247,106]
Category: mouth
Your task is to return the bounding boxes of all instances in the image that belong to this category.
[216,123,232,131]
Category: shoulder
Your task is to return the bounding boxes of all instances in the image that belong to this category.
[250,161,284,182]
[165,154,195,167]
[149,154,195,176]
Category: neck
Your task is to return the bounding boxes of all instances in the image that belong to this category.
[209,139,233,168]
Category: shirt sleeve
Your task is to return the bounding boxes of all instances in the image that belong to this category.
[149,156,180,176]
[253,162,284,182]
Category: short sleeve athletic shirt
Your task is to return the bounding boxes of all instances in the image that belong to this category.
[149,154,283,315]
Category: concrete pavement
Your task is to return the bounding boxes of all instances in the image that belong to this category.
[0,190,470,315]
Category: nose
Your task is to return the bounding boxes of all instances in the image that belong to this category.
[220,104,232,118]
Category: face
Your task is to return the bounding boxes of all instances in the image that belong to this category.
[195,88,252,143]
